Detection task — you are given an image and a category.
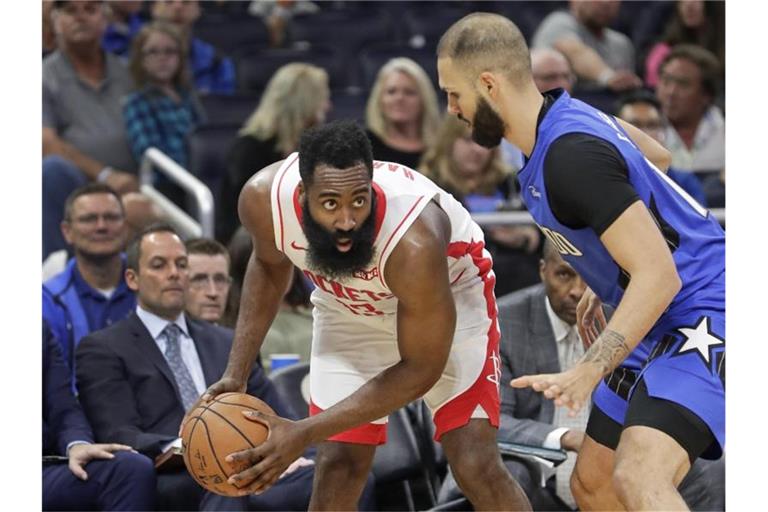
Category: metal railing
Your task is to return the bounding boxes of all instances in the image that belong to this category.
[139,147,215,238]
[471,208,725,227]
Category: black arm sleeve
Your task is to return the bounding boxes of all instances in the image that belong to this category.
[544,133,640,235]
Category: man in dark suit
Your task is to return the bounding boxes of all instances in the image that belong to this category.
[76,223,315,511]
[43,321,156,511]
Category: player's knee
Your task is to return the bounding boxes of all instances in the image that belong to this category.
[316,443,374,481]
[612,458,645,503]
[450,447,502,489]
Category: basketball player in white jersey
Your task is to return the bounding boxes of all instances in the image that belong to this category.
[199,120,531,510]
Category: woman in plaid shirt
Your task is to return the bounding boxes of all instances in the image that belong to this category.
[122,22,205,207]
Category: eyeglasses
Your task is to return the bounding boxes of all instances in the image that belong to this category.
[71,213,124,225]
[143,47,180,58]
[189,273,232,290]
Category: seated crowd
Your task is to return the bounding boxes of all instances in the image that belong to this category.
[41,1,725,510]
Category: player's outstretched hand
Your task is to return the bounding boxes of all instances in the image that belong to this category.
[576,287,607,349]
[225,412,310,496]
[510,363,603,416]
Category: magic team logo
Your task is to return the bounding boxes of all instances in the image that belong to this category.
[353,267,379,281]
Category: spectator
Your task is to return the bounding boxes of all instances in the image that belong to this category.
[419,115,541,296]
[656,44,724,173]
[502,48,575,170]
[75,224,315,511]
[644,0,725,88]
[123,21,205,207]
[43,0,139,259]
[43,322,156,511]
[43,184,135,387]
[248,0,320,48]
[615,89,707,206]
[151,0,236,95]
[102,0,146,58]
[43,0,57,56]
[43,190,165,281]
[223,228,314,369]
[217,63,330,243]
[532,0,641,92]
[365,57,441,169]
[184,238,232,324]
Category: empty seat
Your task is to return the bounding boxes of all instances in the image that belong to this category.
[194,17,270,54]
[358,43,439,91]
[199,93,262,128]
[235,44,345,92]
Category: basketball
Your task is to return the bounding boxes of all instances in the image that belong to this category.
[181,392,275,497]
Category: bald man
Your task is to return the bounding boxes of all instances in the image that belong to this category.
[531,48,575,94]
[437,13,724,511]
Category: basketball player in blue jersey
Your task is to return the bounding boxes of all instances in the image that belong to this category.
[437,13,724,511]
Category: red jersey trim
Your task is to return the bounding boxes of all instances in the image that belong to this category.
[309,400,388,445]
[376,195,426,288]
[432,240,501,440]
[275,154,300,253]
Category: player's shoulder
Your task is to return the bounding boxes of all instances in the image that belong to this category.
[238,159,286,238]
[391,200,451,261]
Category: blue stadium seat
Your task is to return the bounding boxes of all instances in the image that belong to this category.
[358,43,439,91]
[193,17,270,54]
[235,44,345,92]
[199,93,262,128]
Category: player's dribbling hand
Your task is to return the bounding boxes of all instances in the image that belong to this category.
[576,287,607,349]
[225,412,310,496]
[510,363,602,416]
[178,376,246,436]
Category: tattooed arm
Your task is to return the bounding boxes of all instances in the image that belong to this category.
[512,201,681,412]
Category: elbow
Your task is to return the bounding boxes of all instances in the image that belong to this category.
[658,266,682,303]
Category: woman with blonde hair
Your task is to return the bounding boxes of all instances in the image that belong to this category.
[217,62,330,242]
[365,57,440,169]
[419,115,541,295]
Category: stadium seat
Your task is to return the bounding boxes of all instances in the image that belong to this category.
[193,17,270,54]
[235,44,345,92]
[327,88,367,123]
[199,93,262,128]
[373,408,438,510]
[358,43,439,91]
[187,124,238,203]
[269,362,310,419]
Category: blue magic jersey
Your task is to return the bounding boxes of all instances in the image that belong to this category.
[518,91,724,318]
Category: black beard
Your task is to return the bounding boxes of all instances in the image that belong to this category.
[302,195,377,282]
[471,96,506,149]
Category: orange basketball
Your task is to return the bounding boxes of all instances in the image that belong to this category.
[181,392,275,496]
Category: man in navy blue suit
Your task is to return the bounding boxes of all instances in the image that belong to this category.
[43,321,156,511]
[75,224,318,511]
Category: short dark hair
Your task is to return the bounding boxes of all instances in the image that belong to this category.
[126,222,180,271]
[659,44,722,99]
[53,1,104,10]
[615,89,661,116]
[63,183,124,221]
[298,120,373,187]
[185,238,230,263]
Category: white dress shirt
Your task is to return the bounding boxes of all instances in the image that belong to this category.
[541,298,589,450]
[135,306,207,395]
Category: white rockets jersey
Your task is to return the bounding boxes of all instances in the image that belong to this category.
[271,152,496,325]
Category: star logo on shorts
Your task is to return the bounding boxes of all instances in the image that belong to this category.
[674,316,724,367]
